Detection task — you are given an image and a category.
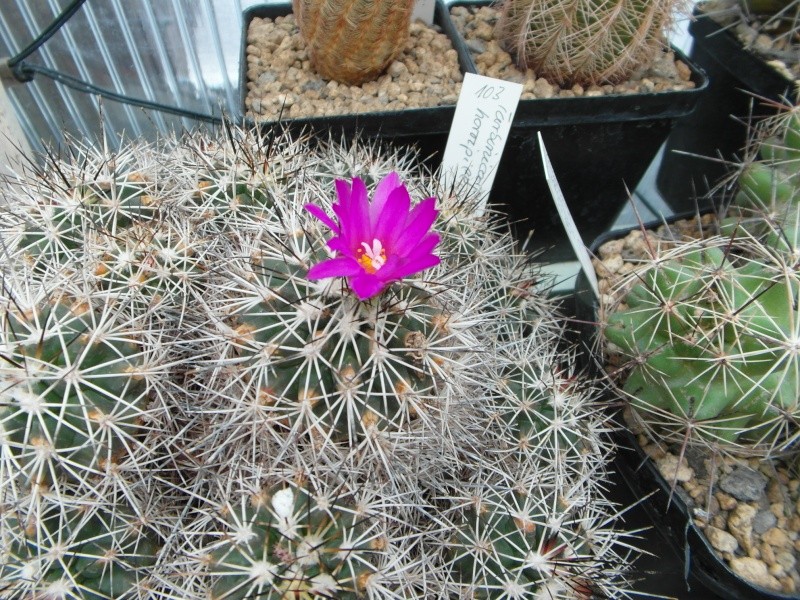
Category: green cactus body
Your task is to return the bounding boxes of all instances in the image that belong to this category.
[604,237,800,452]
[494,0,678,86]
[446,483,603,599]
[723,107,800,255]
[209,481,381,600]
[291,0,415,85]
[0,295,149,486]
[2,499,158,599]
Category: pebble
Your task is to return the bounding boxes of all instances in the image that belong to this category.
[705,526,739,553]
[720,467,769,502]
[730,557,783,591]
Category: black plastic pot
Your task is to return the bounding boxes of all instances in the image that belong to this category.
[573,214,800,600]
[240,1,707,261]
[656,9,798,212]
[445,1,708,261]
[239,1,468,167]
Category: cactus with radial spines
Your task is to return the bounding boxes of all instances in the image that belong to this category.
[204,476,387,600]
[603,235,800,455]
[721,105,800,255]
[494,0,682,86]
[291,0,416,85]
[1,125,634,598]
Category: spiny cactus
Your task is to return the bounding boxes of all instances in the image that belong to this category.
[722,104,800,255]
[291,0,416,85]
[602,234,800,455]
[494,0,681,86]
[1,126,633,598]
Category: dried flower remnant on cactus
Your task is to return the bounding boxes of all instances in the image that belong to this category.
[306,172,441,300]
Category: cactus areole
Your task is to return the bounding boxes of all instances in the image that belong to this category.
[292,0,416,85]
[306,172,441,299]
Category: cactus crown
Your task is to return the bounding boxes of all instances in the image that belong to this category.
[494,0,681,86]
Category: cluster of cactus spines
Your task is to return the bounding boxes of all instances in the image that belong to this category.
[1,125,633,598]
[722,103,800,255]
[602,233,800,456]
[494,0,681,86]
[291,0,416,85]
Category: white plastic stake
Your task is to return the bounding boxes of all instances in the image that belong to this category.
[412,0,435,25]
[441,73,522,216]
[538,131,599,299]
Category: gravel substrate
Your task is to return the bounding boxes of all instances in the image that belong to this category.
[701,0,800,86]
[244,6,699,122]
[593,217,800,595]
[244,15,463,120]
[449,5,697,99]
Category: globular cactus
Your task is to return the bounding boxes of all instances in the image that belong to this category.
[1,126,633,598]
[292,0,415,85]
[494,0,681,86]
[602,235,800,455]
[722,104,800,255]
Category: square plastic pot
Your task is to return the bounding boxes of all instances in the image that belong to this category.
[573,213,800,600]
[655,9,798,212]
[238,0,468,166]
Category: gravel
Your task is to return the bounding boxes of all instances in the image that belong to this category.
[244,15,463,120]
[245,6,698,123]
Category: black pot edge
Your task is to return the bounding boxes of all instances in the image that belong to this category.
[574,212,800,600]
[237,1,708,131]
[689,8,797,103]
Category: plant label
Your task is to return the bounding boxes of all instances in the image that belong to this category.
[412,0,435,25]
[538,132,599,299]
[441,73,522,216]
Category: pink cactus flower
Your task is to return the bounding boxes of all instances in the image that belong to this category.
[305,172,440,300]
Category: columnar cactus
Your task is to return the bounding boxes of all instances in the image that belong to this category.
[292,0,416,85]
[1,126,633,598]
[602,235,800,455]
[494,0,681,86]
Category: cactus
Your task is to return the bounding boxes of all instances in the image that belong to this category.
[1,126,633,598]
[494,0,681,86]
[602,234,800,455]
[291,0,415,85]
[722,104,800,256]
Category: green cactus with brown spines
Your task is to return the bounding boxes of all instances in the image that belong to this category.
[291,0,416,85]
[494,0,681,86]
[603,236,800,455]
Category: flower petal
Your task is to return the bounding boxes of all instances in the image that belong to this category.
[305,203,340,234]
[348,273,388,300]
[370,172,402,226]
[349,177,372,246]
[395,253,441,279]
[307,256,362,280]
[392,197,438,253]
[374,185,412,248]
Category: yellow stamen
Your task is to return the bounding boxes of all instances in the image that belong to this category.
[356,238,386,274]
